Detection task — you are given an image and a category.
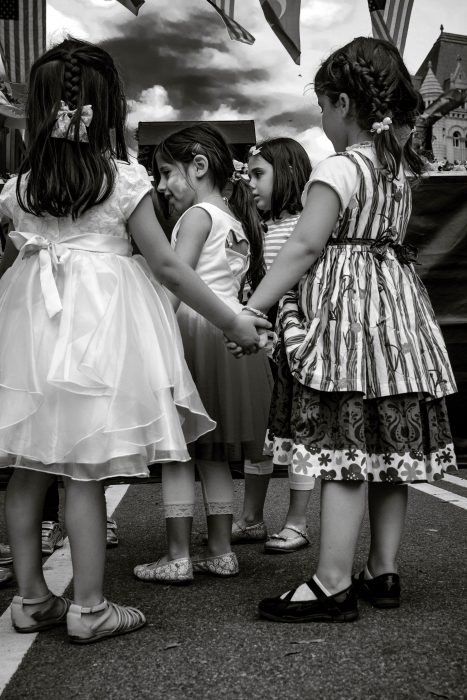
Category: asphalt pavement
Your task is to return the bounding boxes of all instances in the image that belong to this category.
[0,474,466,700]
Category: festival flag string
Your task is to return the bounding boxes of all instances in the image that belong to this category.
[114,0,145,15]
[367,0,414,56]
[0,0,46,87]
[206,0,256,45]
[259,0,301,65]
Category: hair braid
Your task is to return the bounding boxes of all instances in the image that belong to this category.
[352,57,391,123]
[63,52,81,108]
[314,37,424,178]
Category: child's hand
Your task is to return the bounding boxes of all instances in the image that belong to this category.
[224,323,269,358]
[224,313,271,353]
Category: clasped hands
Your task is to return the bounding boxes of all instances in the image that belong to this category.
[223,309,270,358]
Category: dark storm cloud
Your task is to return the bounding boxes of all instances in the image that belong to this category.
[100,11,269,119]
[265,105,321,132]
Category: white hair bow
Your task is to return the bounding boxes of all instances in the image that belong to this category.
[51,101,93,143]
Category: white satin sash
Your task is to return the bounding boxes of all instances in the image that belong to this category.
[9,231,132,318]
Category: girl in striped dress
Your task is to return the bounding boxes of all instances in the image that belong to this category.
[231,37,458,622]
[233,138,315,554]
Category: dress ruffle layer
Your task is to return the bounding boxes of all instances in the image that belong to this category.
[0,250,215,480]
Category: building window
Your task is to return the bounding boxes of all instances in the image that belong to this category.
[453,131,461,148]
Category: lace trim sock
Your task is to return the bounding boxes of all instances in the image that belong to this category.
[164,503,195,518]
[205,501,233,516]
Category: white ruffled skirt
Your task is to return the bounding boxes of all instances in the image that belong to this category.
[0,247,215,480]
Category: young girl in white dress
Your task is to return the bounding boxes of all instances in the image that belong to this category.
[134,124,273,583]
[0,39,267,644]
[229,37,457,622]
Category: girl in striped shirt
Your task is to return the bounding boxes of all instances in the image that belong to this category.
[233,138,314,554]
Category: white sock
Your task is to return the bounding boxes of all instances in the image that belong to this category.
[280,574,332,603]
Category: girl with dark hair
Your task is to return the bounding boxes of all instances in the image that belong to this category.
[134,124,273,584]
[0,39,268,643]
[233,137,316,554]
[228,37,457,622]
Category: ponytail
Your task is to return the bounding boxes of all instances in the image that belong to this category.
[228,177,266,291]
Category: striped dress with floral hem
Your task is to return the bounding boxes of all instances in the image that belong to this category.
[268,144,457,483]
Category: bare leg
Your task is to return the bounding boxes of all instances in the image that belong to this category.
[237,472,271,527]
[64,477,106,607]
[161,461,195,561]
[283,488,312,533]
[367,483,408,576]
[198,460,234,556]
[288,480,366,602]
[6,469,53,598]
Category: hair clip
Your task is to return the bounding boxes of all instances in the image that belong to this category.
[231,159,249,183]
[51,101,93,142]
[370,116,392,134]
[248,145,261,157]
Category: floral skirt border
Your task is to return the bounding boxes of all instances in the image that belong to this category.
[268,438,457,483]
[267,346,458,483]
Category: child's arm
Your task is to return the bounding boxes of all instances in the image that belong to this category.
[165,207,211,312]
[246,183,340,313]
[129,195,270,349]
[0,232,19,279]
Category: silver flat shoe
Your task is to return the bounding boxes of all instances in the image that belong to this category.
[193,552,239,577]
[231,521,268,544]
[264,526,310,554]
[133,557,193,585]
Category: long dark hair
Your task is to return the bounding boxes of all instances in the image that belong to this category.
[154,123,265,291]
[314,36,424,178]
[17,37,128,219]
[250,137,312,221]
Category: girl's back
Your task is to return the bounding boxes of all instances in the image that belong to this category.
[1,160,149,241]
[278,142,456,400]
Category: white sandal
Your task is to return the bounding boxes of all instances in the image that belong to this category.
[11,591,71,633]
[67,599,146,644]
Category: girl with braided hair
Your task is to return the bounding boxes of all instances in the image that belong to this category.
[0,39,268,643]
[228,37,457,622]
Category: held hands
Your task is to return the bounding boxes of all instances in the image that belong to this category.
[223,308,270,358]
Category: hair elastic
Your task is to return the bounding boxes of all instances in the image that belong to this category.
[51,101,93,142]
[370,116,392,134]
[231,159,249,183]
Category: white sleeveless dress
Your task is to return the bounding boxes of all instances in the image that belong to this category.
[171,202,273,463]
[0,161,215,481]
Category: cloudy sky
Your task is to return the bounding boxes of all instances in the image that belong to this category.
[46,0,467,161]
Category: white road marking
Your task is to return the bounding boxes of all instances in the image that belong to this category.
[441,473,467,488]
[409,482,467,510]
[0,484,130,696]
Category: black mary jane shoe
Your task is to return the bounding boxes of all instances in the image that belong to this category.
[352,571,400,609]
[258,578,358,623]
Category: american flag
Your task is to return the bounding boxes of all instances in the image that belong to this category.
[0,0,46,85]
[368,0,414,56]
[206,0,255,45]
[114,0,145,15]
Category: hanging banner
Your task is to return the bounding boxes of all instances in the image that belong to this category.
[368,0,414,56]
[259,0,301,64]
[207,1,255,45]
